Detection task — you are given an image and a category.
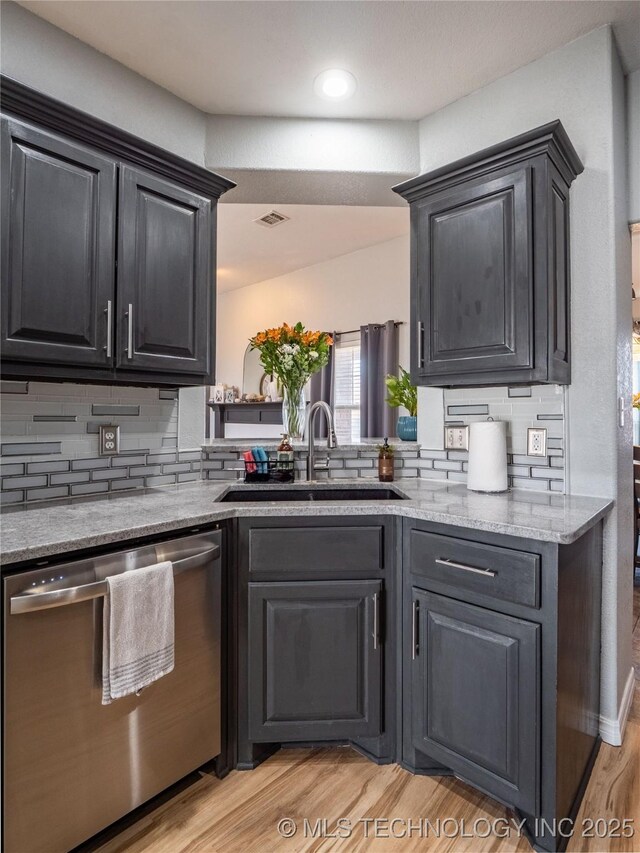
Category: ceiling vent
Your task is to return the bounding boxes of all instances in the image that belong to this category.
[254,210,290,228]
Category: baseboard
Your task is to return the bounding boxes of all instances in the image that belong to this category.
[599,667,635,745]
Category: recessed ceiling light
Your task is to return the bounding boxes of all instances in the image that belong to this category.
[314,69,357,101]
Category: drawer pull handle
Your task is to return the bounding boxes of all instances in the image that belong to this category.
[412,599,419,659]
[435,557,496,578]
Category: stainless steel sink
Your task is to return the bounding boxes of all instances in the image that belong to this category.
[217,486,408,502]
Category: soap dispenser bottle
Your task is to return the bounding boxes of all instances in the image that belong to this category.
[378,438,394,482]
[277,433,294,471]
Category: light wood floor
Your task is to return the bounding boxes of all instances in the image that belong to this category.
[88,586,640,853]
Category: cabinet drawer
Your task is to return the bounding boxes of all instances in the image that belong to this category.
[248,525,384,574]
[409,529,539,608]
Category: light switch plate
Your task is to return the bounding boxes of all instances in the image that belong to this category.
[527,427,547,457]
[444,425,469,451]
[99,424,120,456]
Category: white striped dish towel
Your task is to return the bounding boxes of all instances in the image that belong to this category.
[102,561,175,705]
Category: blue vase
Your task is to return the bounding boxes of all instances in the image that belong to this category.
[397,415,417,441]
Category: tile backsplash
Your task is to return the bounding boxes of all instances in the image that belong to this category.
[438,384,565,493]
[0,381,193,503]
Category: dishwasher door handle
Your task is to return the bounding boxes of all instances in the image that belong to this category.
[10,545,220,615]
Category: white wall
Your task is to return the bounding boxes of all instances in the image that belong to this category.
[217,235,410,390]
[417,26,633,734]
[0,1,207,164]
[629,70,640,224]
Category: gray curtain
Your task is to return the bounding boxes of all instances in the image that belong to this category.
[308,332,335,438]
[360,321,399,438]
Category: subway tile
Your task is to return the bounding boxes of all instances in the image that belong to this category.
[162,437,178,448]
[547,437,563,449]
[178,450,202,462]
[511,477,550,492]
[1,490,24,504]
[433,460,463,471]
[401,468,419,478]
[420,449,448,460]
[507,387,532,397]
[531,466,563,480]
[0,463,24,477]
[26,460,70,474]
[145,474,178,486]
[91,404,140,416]
[146,452,178,464]
[162,463,191,473]
[418,468,450,481]
[111,478,145,491]
[444,471,466,482]
[1,381,28,394]
[91,468,129,481]
[537,413,563,421]
[447,404,490,416]
[158,389,179,400]
[71,457,110,471]
[203,470,240,481]
[110,454,147,467]
[26,485,69,501]
[550,481,565,492]
[32,414,78,422]
[1,474,47,489]
[177,471,200,482]
[129,465,163,477]
[1,441,61,456]
[71,482,109,496]
[346,459,373,468]
[50,471,91,485]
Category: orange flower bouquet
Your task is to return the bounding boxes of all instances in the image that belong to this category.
[249,323,333,437]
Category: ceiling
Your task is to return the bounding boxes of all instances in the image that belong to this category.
[17,1,640,121]
[217,204,408,292]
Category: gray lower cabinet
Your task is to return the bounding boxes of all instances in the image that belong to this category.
[403,518,603,852]
[236,515,396,769]
[247,580,382,742]
[411,589,539,813]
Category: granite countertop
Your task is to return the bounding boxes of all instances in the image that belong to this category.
[0,478,613,566]
[202,439,420,452]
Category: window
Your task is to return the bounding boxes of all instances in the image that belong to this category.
[334,333,360,443]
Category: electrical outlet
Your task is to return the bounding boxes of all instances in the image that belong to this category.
[444,425,469,451]
[99,424,120,456]
[527,427,547,457]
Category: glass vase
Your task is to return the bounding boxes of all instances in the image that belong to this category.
[282,386,306,439]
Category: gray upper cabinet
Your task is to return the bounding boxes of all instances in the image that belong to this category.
[117,167,211,375]
[1,117,116,367]
[0,76,234,387]
[393,121,583,387]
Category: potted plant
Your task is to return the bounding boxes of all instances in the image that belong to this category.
[385,367,418,441]
[249,323,333,438]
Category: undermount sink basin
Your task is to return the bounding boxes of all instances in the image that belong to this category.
[218,486,408,503]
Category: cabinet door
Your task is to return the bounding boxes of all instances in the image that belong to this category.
[117,166,212,375]
[413,167,532,384]
[1,117,116,366]
[411,590,539,813]
[248,580,382,742]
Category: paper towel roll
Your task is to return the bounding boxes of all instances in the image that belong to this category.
[467,420,508,493]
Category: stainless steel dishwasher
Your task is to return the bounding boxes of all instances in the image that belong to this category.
[3,528,222,853]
